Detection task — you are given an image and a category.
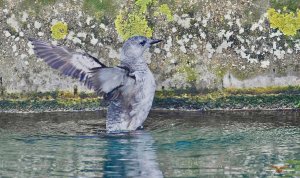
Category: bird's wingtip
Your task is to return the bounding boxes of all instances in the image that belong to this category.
[28,37,35,42]
[28,38,44,44]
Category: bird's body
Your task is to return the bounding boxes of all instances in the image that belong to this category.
[106,68,156,132]
[30,36,161,132]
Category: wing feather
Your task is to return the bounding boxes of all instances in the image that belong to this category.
[30,39,135,96]
[30,38,105,89]
[89,67,133,95]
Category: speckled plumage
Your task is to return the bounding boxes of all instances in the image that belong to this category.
[30,36,161,132]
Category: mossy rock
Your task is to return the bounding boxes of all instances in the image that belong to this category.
[270,0,300,12]
[83,0,120,20]
[19,0,57,13]
[0,0,4,7]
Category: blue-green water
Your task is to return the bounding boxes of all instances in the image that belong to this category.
[0,111,299,177]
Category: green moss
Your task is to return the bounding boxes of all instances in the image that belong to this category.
[217,70,227,79]
[0,91,99,111]
[51,21,68,40]
[230,68,260,81]
[224,86,300,95]
[156,86,300,98]
[179,66,197,83]
[173,53,199,84]
[186,69,197,83]
[0,98,100,111]
[213,65,228,79]
[154,86,300,110]
[2,86,300,111]
[153,93,300,110]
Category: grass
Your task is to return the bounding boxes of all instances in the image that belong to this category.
[1,86,300,112]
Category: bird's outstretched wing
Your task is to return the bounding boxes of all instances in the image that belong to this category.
[30,39,134,96]
[89,66,133,96]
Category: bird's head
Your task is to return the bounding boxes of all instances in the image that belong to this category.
[121,36,162,59]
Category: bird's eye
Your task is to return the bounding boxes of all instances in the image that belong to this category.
[139,40,146,46]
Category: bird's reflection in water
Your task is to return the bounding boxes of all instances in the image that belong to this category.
[103,131,163,178]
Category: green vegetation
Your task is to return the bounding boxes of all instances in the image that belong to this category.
[155,85,300,110]
[154,86,300,110]
[154,93,300,110]
[0,91,100,112]
[1,86,300,112]
[51,21,68,40]
[223,86,300,95]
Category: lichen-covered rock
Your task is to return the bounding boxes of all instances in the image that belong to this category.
[51,21,68,40]
[0,0,300,94]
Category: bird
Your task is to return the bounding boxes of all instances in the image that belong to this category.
[29,36,162,133]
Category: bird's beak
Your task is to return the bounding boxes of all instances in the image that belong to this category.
[150,39,162,45]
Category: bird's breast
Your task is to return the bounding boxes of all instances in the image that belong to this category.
[131,70,156,101]
[107,69,156,131]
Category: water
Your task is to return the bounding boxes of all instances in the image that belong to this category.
[0,111,299,177]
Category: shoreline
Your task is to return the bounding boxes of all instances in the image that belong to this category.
[1,86,300,113]
[0,105,299,114]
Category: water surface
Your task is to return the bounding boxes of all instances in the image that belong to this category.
[0,111,299,177]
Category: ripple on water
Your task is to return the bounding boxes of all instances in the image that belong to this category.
[0,110,299,177]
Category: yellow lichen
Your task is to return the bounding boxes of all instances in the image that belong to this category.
[115,10,153,40]
[157,4,173,21]
[115,1,173,40]
[51,21,68,40]
[267,8,300,36]
[135,0,157,13]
